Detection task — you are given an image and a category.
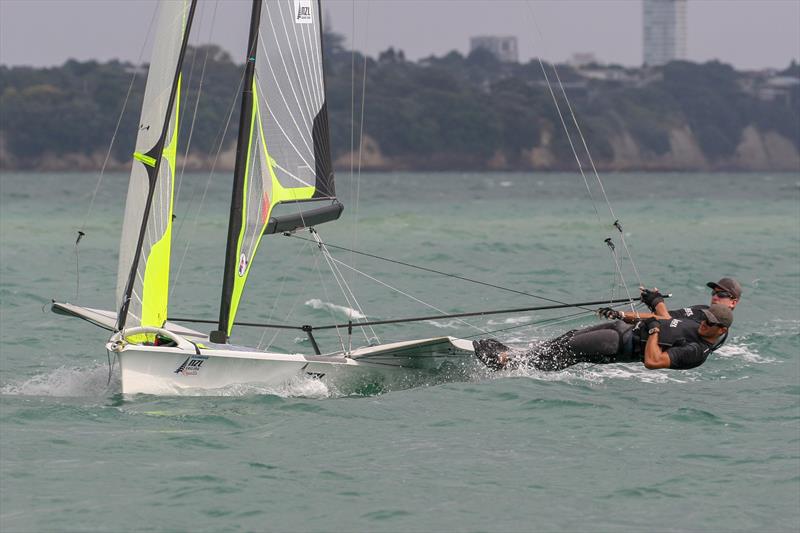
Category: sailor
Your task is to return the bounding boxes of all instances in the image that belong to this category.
[474,278,740,372]
[599,277,741,323]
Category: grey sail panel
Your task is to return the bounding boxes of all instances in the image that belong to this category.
[255,0,335,200]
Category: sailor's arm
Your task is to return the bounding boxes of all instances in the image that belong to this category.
[618,306,670,323]
[642,323,671,369]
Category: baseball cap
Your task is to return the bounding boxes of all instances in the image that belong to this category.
[706,277,742,300]
[702,304,734,328]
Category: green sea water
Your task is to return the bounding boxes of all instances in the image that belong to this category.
[1,171,799,532]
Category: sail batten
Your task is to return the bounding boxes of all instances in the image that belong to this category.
[214,0,339,342]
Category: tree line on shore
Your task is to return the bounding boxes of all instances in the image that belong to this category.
[1,30,798,171]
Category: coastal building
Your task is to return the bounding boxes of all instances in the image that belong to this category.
[568,52,599,68]
[643,0,687,66]
[469,36,518,63]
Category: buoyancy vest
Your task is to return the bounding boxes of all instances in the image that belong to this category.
[633,316,713,352]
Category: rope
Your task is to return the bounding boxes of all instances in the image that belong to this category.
[256,240,314,349]
[174,1,219,206]
[72,6,159,302]
[310,242,349,353]
[311,230,379,344]
[326,255,491,336]
[524,0,644,298]
[287,234,607,312]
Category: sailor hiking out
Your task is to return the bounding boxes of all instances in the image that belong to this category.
[474,278,740,372]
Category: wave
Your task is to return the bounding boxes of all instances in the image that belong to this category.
[161,375,333,399]
[0,364,335,399]
[714,342,774,364]
[487,316,532,326]
[502,362,692,384]
[305,299,366,320]
[0,363,118,397]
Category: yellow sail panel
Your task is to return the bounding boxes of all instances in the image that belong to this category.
[139,82,179,330]
[224,82,320,335]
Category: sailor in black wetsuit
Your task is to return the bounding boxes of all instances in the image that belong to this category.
[474,278,740,372]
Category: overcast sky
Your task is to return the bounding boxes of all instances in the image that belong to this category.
[1,0,798,69]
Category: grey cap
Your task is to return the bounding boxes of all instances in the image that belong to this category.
[707,277,742,300]
[702,304,734,328]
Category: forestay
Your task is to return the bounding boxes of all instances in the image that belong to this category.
[116,0,195,331]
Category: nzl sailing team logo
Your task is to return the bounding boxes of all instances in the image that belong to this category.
[175,355,208,376]
[294,0,313,24]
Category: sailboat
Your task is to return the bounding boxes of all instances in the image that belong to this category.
[52,0,474,395]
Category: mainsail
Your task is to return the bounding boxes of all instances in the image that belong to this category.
[116,0,196,331]
[214,0,341,341]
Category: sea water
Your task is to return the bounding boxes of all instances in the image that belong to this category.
[1,171,798,532]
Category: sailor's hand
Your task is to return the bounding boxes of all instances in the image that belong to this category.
[644,317,661,335]
[598,307,623,320]
[640,287,665,311]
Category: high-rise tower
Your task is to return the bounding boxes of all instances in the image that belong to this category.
[643,0,687,66]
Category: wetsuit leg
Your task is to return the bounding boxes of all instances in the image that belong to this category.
[520,322,633,371]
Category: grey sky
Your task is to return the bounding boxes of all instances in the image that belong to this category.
[1,0,798,69]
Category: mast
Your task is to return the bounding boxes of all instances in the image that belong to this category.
[117,0,198,331]
[211,0,263,344]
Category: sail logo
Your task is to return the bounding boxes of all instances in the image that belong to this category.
[294,0,313,24]
[174,355,208,376]
[684,307,693,316]
[670,319,681,328]
[238,253,248,276]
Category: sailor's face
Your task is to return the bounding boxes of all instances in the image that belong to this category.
[711,290,738,309]
[699,319,726,337]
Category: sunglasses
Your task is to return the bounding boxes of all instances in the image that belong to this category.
[703,319,725,328]
[712,290,735,299]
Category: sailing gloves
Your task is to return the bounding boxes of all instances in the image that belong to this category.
[640,288,665,312]
[598,307,623,320]
[643,317,661,335]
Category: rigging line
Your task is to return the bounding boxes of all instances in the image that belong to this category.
[349,0,357,288]
[259,251,320,352]
[175,0,219,207]
[326,255,491,336]
[78,6,159,234]
[309,295,637,331]
[256,240,315,349]
[310,240,349,353]
[461,309,594,341]
[523,0,600,229]
[548,69,645,289]
[524,2,637,302]
[287,234,604,312]
[169,298,639,331]
[353,1,371,290]
[319,236,379,344]
[173,0,203,204]
[311,231,375,345]
[525,1,643,289]
[606,239,638,315]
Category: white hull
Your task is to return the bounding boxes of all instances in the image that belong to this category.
[109,329,476,395]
